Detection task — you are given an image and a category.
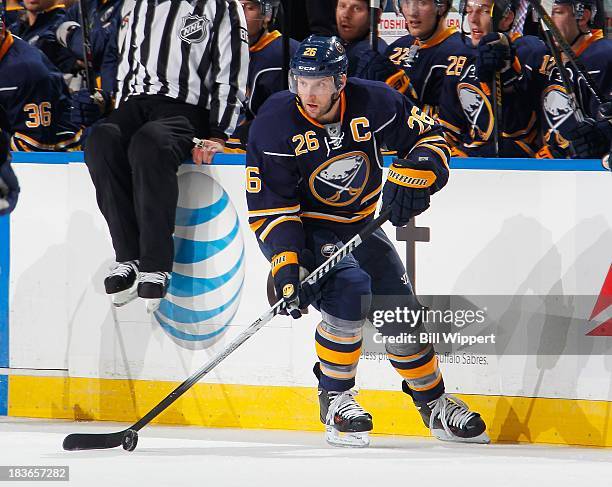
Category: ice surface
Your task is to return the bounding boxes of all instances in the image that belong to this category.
[1,418,610,486]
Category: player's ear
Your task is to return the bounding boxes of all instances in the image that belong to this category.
[339,74,348,91]
[438,1,451,17]
[500,10,515,31]
[580,7,592,28]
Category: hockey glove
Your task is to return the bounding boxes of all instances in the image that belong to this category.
[0,158,20,216]
[271,250,315,319]
[565,118,612,159]
[476,33,514,81]
[382,157,445,227]
[71,89,111,127]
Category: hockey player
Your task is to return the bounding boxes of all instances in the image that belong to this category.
[227,0,298,151]
[85,0,248,312]
[55,0,122,97]
[336,0,388,74]
[0,105,19,216]
[9,0,76,73]
[385,0,473,116]
[437,0,547,157]
[246,35,488,447]
[56,0,121,72]
[0,5,81,151]
[535,0,612,159]
[335,0,414,96]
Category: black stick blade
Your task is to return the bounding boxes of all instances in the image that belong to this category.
[63,431,125,451]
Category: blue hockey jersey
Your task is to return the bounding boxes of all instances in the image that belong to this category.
[385,27,473,115]
[536,30,612,158]
[4,4,25,26]
[438,33,547,157]
[63,0,121,66]
[9,4,76,73]
[246,78,450,257]
[227,30,299,151]
[0,32,81,151]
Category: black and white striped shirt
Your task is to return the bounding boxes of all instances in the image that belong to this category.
[116,0,249,138]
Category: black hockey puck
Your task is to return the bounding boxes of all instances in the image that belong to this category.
[122,429,139,452]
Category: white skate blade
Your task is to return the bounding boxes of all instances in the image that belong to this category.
[432,428,490,444]
[109,282,138,307]
[325,426,370,448]
[144,298,162,314]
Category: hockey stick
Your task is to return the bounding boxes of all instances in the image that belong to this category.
[77,0,96,95]
[491,66,502,157]
[526,0,607,104]
[490,4,503,158]
[370,0,380,52]
[62,208,392,451]
[280,0,290,90]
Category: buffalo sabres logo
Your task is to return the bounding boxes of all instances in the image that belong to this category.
[542,85,573,132]
[179,13,209,44]
[457,67,494,141]
[309,151,370,207]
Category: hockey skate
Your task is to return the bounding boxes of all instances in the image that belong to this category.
[319,388,373,448]
[104,261,139,307]
[137,272,171,313]
[403,382,489,443]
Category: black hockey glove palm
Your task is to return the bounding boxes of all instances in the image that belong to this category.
[271,250,316,319]
[382,157,446,227]
[476,33,514,81]
[565,118,612,159]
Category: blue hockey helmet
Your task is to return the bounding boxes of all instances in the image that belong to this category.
[553,0,598,22]
[458,0,517,17]
[394,0,452,16]
[289,35,349,94]
[243,0,281,21]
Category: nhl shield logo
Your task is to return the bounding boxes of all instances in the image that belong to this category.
[179,14,209,44]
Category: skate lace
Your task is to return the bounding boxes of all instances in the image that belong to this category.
[428,393,476,437]
[326,390,368,424]
[109,261,137,278]
[139,271,170,285]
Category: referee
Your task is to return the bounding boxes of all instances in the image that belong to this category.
[86,0,249,312]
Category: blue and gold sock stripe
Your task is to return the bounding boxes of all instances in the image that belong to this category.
[315,320,363,390]
[388,344,445,400]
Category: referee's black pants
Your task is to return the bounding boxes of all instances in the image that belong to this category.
[85,95,210,272]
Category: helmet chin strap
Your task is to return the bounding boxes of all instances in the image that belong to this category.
[569,29,588,46]
[419,13,444,42]
[320,91,342,120]
[250,26,266,47]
